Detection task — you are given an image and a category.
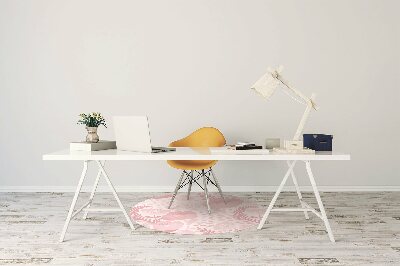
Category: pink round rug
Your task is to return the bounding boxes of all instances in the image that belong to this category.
[130,193,263,235]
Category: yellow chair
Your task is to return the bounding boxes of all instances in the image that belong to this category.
[167,127,226,213]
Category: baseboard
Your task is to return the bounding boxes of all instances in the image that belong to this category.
[0,186,399,193]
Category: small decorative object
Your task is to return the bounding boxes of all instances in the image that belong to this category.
[284,140,303,150]
[265,138,280,149]
[77,112,107,143]
[303,134,333,151]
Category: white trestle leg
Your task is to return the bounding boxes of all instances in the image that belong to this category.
[287,161,309,220]
[60,160,136,242]
[83,161,105,220]
[257,160,335,242]
[305,161,335,242]
[95,161,135,231]
[60,161,88,242]
[257,161,296,229]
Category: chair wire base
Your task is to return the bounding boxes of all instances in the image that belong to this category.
[168,168,225,214]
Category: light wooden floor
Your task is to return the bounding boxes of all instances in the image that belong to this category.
[0,192,399,265]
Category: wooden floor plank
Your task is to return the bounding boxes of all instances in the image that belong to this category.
[0,192,399,265]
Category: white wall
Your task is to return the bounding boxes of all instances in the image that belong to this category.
[1,0,399,190]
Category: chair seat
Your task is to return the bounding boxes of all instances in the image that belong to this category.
[167,127,226,213]
[167,127,225,171]
[167,160,217,170]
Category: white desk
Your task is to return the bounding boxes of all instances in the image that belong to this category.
[43,148,350,242]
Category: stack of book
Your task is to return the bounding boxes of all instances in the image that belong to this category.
[70,140,117,151]
[210,146,269,154]
[235,142,263,150]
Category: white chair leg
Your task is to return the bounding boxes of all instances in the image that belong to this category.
[60,161,88,242]
[210,168,226,204]
[96,161,135,231]
[83,161,105,220]
[202,170,211,214]
[305,161,335,242]
[257,161,296,230]
[187,170,193,200]
[168,171,185,209]
[287,161,309,220]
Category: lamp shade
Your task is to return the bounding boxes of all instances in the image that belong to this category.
[251,66,313,107]
[250,66,283,99]
[250,66,317,141]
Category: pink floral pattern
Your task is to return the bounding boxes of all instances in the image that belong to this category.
[130,193,263,235]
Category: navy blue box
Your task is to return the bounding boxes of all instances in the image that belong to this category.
[303,134,333,151]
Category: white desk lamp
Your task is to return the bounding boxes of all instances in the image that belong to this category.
[251,66,317,153]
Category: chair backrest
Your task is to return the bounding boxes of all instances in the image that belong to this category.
[169,127,226,148]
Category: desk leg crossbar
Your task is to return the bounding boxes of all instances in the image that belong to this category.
[59,160,135,242]
[257,160,335,242]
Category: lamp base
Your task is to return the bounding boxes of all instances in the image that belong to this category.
[272,147,315,154]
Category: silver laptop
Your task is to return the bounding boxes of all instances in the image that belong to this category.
[113,116,175,153]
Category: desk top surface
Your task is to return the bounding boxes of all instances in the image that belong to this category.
[43,147,350,161]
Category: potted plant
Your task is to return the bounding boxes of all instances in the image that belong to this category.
[77,112,107,143]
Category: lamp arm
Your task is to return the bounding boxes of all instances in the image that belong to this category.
[293,93,316,141]
[268,68,318,141]
[276,76,310,105]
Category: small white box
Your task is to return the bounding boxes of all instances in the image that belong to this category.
[265,138,280,149]
[284,140,303,150]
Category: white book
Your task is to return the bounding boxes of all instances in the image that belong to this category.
[272,147,315,154]
[210,147,270,154]
[70,140,117,151]
[236,141,256,146]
